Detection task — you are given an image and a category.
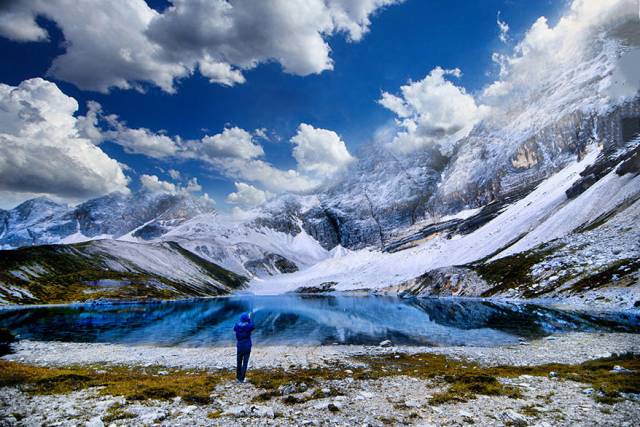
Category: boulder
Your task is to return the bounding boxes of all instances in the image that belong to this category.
[498,410,528,427]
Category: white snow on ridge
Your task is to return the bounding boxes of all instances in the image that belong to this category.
[60,232,112,245]
[158,213,330,277]
[440,207,482,222]
[85,239,231,290]
[496,165,640,259]
[249,146,604,294]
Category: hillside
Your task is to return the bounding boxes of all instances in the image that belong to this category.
[0,240,247,304]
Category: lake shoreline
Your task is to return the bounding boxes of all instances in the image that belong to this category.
[4,332,639,370]
[1,292,638,314]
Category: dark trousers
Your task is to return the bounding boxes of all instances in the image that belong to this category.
[236,350,251,381]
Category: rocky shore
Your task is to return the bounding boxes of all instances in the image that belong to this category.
[1,332,639,426]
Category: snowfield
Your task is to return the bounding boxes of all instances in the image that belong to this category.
[248,145,636,294]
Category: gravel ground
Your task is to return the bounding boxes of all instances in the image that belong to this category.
[1,332,640,426]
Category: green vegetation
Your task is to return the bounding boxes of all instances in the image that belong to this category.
[567,258,640,293]
[475,246,558,297]
[354,353,521,404]
[0,241,247,304]
[355,352,640,405]
[520,404,543,417]
[0,361,231,404]
[102,403,136,423]
[207,410,222,419]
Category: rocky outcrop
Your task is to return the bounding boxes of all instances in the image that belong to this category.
[616,146,640,175]
[291,281,337,294]
[567,140,640,199]
[244,253,299,276]
[392,267,491,298]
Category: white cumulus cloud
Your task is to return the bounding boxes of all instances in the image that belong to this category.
[379,67,489,154]
[78,101,180,159]
[497,11,509,43]
[197,127,265,160]
[140,174,177,193]
[140,174,204,195]
[291,123,355,178]
[0,0,402,93]
[0,78,129,206]
[226,182,270,207]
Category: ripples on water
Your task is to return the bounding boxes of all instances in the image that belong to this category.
[0,296,638,347]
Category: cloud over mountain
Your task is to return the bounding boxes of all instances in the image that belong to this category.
[0,78,129,207]
[226,182,270,207]
[379,67,489,154]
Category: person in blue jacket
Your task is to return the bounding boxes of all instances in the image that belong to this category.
[233,312,255,382]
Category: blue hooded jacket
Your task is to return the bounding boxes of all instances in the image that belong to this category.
[233,312,255,353]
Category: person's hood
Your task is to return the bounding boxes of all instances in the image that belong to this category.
[240,312,250,323]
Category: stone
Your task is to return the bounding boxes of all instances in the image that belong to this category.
[404,399,421,408]
[498,410,528,427]
[279,383,297,395]
[611,365,632,373]
[459,410,476,424]
[249,405,275,418]
[223,405,249,417]
[327,403,341,412]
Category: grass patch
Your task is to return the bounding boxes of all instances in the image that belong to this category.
[0,361,231,404]
[567,259,640,293]
[102,403,136,423]
[476,246,558,297]
[520,404,542,417]
[207,410,222,419]
[355,353,522,404]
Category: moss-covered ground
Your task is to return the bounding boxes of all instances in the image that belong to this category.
[1,352,638,407]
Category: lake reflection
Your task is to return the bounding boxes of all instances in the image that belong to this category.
[0,296,638,347]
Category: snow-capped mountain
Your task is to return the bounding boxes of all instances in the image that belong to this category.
[0,190,215,249]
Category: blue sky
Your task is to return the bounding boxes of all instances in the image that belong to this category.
[0,0,563,210]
